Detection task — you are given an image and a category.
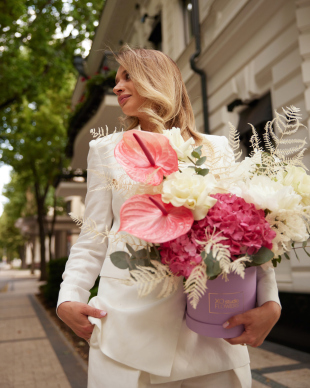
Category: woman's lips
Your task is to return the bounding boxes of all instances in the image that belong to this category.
[118,94,131,105]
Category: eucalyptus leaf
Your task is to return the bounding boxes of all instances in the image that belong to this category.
[249,246,274,266]
[195,168,209,176]
[294,248,300,261]
[126,243,137,257]
[191,151,201,159]
[284,252,290,261]
[150,246,161,261]
[110,251,131,270]
[203,251,221,278]
[196,156,206,166]
[272,256,282,268]
[193,145,203,156]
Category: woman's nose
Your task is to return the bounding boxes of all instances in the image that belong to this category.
[113,81,124,95]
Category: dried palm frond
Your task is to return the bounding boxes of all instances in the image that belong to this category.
[263,106,308,171]
[69,213,147,250]
[184,263,208,309]
[228,122,242,161]
[128,260,179,298]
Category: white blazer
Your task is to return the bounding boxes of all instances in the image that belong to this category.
[57,130,281,382]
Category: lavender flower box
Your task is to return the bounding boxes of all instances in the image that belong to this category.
[186,267,257,338]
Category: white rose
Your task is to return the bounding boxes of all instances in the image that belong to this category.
[162,168,217,220]
[231,175,302,212]
[162,127,195,162]
[279,166,310,206]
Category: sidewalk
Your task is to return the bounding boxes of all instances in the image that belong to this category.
[0,269,87,388]
[0,269,310,388]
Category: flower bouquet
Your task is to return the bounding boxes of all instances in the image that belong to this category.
[74,107,310,338]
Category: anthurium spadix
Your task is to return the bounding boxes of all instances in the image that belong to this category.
[114,130,179,186]
[118,194,194,243]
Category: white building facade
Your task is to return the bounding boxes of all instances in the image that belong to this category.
[60,0,310,293]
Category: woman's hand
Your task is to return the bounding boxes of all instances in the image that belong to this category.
[57,301,107,341]
[223,301,281,347]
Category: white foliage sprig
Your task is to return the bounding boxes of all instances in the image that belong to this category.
[228,122,242,162]
[264,106,308,171]
[69,213,147,250]
[184,263,208,309]
[127,260,181,298]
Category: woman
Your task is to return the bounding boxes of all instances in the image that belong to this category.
[58,46,281,388]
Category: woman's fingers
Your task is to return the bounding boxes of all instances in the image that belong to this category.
[223,301,281,347]
[81,304,107,319]
[57,301,107,340]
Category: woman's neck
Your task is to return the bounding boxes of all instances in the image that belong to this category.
[138,117,156,132]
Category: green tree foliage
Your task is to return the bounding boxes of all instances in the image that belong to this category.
[0,0,104,112]
[0,172,30,263]
[0,0,105,279]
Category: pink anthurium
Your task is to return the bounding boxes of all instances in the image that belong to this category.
[118,194,194,243]
[114,129,178,186]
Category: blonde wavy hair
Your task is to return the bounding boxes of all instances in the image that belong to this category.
[115,45,203,143]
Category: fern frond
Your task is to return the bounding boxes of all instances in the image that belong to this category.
[184,263,208,309]
[129,260,175,297]
[249,124,263,153]
[90,125,110,139]
[228,122,242,161]
[69,212,83,227]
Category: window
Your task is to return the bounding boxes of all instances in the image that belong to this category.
[148,13,162,51]
[66,200,71,215]
[228,93,273,156]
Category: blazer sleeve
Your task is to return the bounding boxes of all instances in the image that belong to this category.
[256,266,281,307]
[57,139,113,309]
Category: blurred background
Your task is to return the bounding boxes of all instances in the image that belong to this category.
[1,0,310,357]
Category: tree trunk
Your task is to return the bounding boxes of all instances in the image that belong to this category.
[30,239,35,275]
[37,205,47,281]
[48,188,57,261]
[19,244,27,269]
[31,167,49,281]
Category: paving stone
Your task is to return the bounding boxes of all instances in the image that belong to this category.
[0,339,71,388]
[264,368,310,388]
[0,316,45,341]
[249,346,299,369]
[252,379,270,388]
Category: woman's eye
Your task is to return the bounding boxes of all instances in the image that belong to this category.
[126,73,130,80]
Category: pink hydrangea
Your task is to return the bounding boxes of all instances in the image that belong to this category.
[159,193,276,278]
[198,193,276,258]
[160,230,203,278]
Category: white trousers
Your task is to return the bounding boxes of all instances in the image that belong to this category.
[88,346,252,388]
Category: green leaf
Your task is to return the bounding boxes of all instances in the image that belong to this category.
[284,252,290,261]
[294,248,300,261]
[126,243,138,257]
[195,167,209,176]
[203,251,221,278]
[303,241,308,248]
[196,156,206,166]
[149,246,161,261]
[191,151,201,159]
[110,251,132,270]
[193,145,202,156]
[249,246,274,266]
[303,247,310,258]
[272,256,281,268]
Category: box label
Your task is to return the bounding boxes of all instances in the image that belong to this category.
[209,292,244,314]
